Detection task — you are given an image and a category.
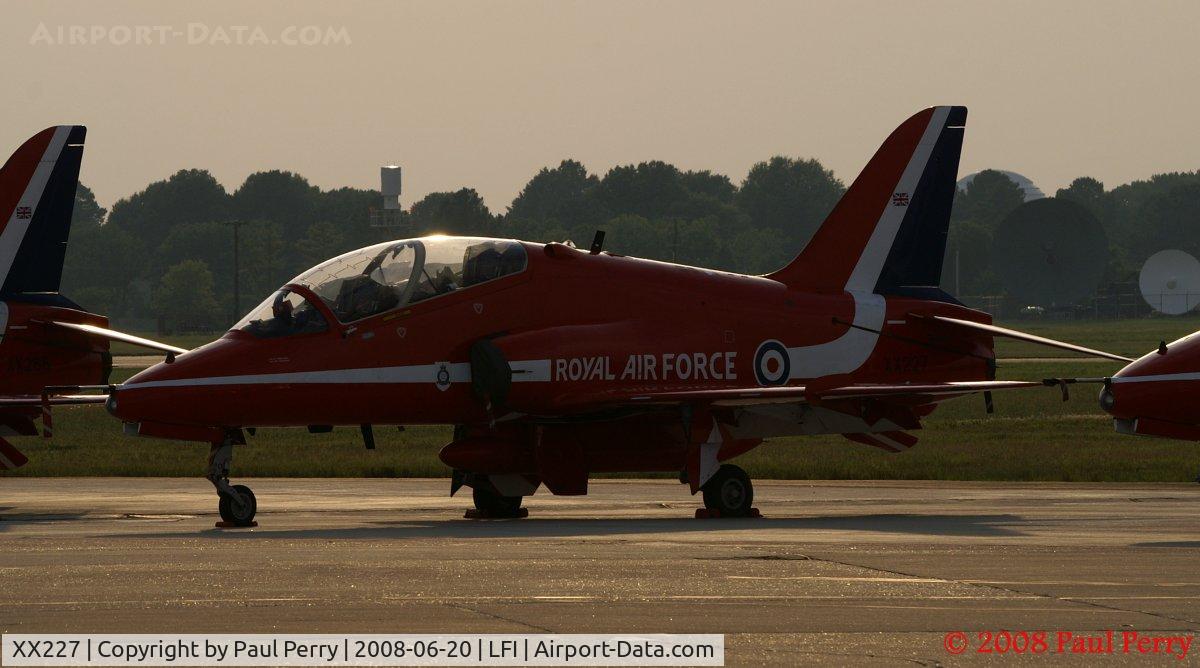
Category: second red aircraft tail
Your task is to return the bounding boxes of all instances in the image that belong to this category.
[0,125,87,298]
[768,106,966,299]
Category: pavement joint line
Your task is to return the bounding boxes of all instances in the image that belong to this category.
[730,575,1200,587]
[778,648,939,666]
[1078,597,1200,600]
[9,597,1090,608]
[848,605,1128,612]
[784,649,941,667]
[444,603,555,634]
[376,595,1051,601]
[5,597,327,606]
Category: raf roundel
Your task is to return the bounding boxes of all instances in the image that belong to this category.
[435,362,452,391]
[753,340,791,386]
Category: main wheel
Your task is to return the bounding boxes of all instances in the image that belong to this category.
[702,464,754,517]
[218,484,257,526]
[472,486,523,517]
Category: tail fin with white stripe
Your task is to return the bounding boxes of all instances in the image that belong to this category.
[0,126,87,298]
[768,107,966,299]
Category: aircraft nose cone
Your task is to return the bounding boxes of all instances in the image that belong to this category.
[110,337,234,426]
[1102,331,1200,424]
[109,361,179,424]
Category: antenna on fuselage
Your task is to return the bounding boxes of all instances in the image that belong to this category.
[589,230,606,255]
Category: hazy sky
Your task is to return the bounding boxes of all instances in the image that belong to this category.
[4,1,1199,213]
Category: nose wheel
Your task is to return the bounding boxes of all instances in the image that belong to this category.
[699,464,758,518]
[218,484,257,526]
[207,435,257,527]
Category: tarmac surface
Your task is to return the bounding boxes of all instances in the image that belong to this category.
[1,478,1198,665]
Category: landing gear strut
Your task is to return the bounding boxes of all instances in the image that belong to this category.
[207,432,256,527]
[700,464,755,517]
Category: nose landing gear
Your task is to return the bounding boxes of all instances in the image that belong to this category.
[697,464,760,518]
[207,431,257,527]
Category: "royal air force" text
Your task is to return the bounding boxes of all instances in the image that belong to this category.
[554,352,737,382]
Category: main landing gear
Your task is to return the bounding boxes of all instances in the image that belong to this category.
[454,471,529,519]
[698,464,759,518]
[471,486,526,518]
[207,432,257,527]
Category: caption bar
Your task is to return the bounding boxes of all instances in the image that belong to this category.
[2,634,723,666]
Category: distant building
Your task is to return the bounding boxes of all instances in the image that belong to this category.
[956,170,1046,201]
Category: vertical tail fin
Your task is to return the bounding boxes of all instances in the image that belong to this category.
[0,126,87,297]
[768,107,965,297]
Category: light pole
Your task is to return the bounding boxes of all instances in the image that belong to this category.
[224,220,247,321]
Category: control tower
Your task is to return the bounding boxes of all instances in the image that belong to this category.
[369,165,406,227]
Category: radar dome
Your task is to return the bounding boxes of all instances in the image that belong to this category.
[957,170,1046,202]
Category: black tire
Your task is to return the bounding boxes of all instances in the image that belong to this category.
[702,464,754,517]
[472,486,523,517]
[218,484,257,526]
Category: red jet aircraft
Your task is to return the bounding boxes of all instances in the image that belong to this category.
[1094,334,1200,442]
[96,105,1123,525]
[0,126,186,469]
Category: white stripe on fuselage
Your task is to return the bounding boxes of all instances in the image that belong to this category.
[122,359,552,390]
[785,107,948,379]
[1111,372,1200,384]
[0,127,72,284]
[787,291,885,378]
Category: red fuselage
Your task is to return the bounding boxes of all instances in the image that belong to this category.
[0,300,110,438]
[0,301,110,396]
[1102,331,1200,440]
[110,238,996,438]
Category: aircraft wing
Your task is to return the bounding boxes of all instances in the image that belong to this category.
[39,320,189,356]
[909,314,1133,362]
[552,380,1042,410]
[544,379,1043,476]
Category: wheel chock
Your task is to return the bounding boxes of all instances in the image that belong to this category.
[214,521,258,528]
[694,508,761,519]
[464,508,529,520]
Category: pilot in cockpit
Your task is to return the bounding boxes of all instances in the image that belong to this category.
[433,265,459,294]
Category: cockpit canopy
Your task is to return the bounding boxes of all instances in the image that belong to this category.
[234,236,527,337]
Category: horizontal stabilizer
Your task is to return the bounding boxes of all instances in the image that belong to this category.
[913,314,1132,362]
[43,321,188,355]
[0,394,110,406]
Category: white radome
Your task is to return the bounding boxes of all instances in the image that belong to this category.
[956,170,1046,202]
[1139,249,1200,315]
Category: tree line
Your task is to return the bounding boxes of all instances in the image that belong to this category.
[59,159,1200,332]
[948,170,1200,296]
